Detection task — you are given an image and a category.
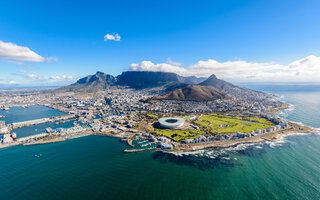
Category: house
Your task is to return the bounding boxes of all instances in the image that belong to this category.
[198,135,207,142]
[208,136,215,142]
[224,135,230,140]
[237,132,245,138]
[160,142,173,150]
[184,139,194,143]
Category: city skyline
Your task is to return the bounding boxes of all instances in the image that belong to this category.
[1,0,320,87]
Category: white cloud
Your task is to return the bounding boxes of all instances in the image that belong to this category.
[23,73,75,82]
[129,61,188,75]
[104,33,121,42]
[0,40,45,62]
[0,80,18,84]
[25,73,43,79]
[46,57,59,62]
[49,75,75,81]
[167,58,182,67]
[128,55,320,82]
[2,59,24,65]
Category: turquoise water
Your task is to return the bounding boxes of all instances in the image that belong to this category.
[13,120,75,138]
[0,105,66,124]
[0,105,69,138]
[0,86,320,200]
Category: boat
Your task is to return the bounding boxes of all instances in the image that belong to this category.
[2,106,9,111]
[0,115,4,118]
[11,133,17,140]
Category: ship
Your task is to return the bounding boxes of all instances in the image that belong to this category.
[11,133,17,140]
[2,106,9,111]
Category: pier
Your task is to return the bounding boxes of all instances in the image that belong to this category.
[123,148,160,153]
[11,114,76,129]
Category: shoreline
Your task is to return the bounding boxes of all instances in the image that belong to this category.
[0,121,318,152]
[1,102,319,152]
[175,126,319,152]
[0,131,92,149]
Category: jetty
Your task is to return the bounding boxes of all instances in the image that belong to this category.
[123,148,160,153]
[11,114,76,128]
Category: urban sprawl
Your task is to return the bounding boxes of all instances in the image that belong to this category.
[0,87,313,151]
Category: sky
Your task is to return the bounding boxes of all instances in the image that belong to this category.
[1,0,320,87]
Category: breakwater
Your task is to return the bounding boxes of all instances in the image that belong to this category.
[11,114,76,128]
[123,148,160,153]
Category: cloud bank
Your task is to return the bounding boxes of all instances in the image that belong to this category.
[0,40,45,62]
[104,33,121,42]
[128,55,320,82]
[22,72,75,83]
[0,80,18,85]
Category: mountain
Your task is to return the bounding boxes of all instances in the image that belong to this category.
[151,85,228,101]
[198,74,267,103]
[117,71,207,89]
[56,71,117,92]
[199,74,235,90]
[179,76,207,84]
[116,71,182,89]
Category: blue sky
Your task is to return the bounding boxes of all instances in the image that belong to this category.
[1,0,320,86]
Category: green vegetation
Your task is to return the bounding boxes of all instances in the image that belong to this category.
[146,114,158,119]
[153,129,204,142]
[195,114,274,134]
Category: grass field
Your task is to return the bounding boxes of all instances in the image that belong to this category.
[153,129,204,142]
[195,114,274,134]
[146,114,158,119]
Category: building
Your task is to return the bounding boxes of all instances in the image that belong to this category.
[160,142,173,150]
[0,121,5,129]
[158,117,185,129]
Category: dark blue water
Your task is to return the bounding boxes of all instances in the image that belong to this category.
[0,86,319,200]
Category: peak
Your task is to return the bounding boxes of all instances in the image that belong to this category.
[95,71,105,75]
[208,74,217,79]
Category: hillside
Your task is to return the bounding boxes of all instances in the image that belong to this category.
[199,74,235,90]
[151,85,228,101]
[56,71,117,92]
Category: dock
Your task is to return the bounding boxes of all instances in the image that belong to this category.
[11,114,76,128]
[123,148,160,153]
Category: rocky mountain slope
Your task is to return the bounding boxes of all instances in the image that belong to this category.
[151,85,228,101]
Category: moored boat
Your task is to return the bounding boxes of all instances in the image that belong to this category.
[11,133,17,140]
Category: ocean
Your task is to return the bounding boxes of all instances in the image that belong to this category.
[0,105,70,138]
[0,85,319,200]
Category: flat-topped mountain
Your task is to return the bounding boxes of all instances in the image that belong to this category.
[117,71,181,89]
[58,71,207,92]
[56,70,266,103]
[117,71,206,89]
[151,85,228,101]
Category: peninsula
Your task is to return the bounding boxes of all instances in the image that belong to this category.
[0,71,318,151]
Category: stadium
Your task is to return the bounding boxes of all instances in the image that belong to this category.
[158,117,185,129]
